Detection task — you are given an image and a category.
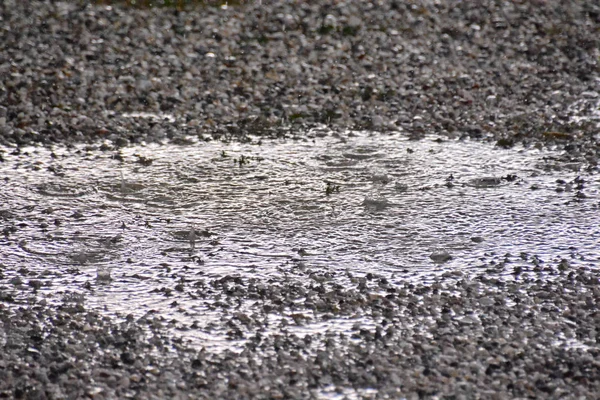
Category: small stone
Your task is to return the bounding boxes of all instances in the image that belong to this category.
[430,251,452,263]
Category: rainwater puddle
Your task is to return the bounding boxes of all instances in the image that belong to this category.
[120,111,176,123]
[1,131,599,351]
[568,90,600,127]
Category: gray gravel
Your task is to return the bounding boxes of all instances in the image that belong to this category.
[2,264,600,399]
[1,1,599,151]
[1,0,600,398]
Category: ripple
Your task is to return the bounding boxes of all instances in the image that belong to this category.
[1,131,598,350]
[35,183,90,197]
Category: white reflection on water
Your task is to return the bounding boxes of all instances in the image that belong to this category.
[0,131,598,351]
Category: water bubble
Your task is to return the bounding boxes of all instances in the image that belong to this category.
[97,266,112,282]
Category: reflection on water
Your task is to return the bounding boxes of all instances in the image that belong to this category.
[568,92,600,126]
[0,131,598,350]
[120,111,176,123]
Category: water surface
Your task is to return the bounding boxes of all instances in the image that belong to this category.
[1,131,598,350]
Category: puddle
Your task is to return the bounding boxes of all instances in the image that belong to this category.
[120,111,176,123]
[0,131,598,351]
[103,110,177,123]
[568,90,600,127]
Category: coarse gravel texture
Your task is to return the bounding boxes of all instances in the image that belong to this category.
[1,0,600,399]
[1,1,599,151]
[2,263,600,399]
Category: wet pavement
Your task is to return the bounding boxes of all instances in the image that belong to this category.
[1,0,600,397]
[1,131,598,353]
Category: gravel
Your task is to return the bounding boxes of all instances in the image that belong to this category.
[1,1,599,151]
[2,263,600,399]
[1,0,600,398]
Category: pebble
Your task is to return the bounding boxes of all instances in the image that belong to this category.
[0,0,596,168]
[430,250,453,263]
[0,1,599,398]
